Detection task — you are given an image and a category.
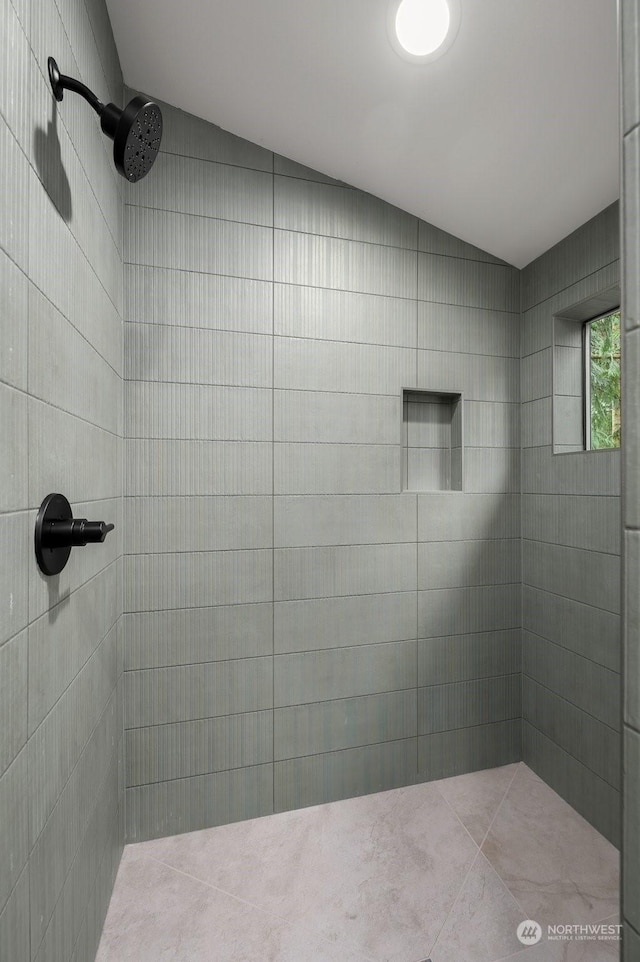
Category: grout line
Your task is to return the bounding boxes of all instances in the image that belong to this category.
[522,258,620,315]
[418,670,522,690]
[125,717,520,753]
[28,276,123,380]
[123,540,522,555]
[125,756,275,790]
[30,648,120,847]
[125,670,521,706]
[124,379,519,397]
[28,391,122,439]
[122,626,520,671]
[123,591,520,612]
[28,548,119,614]
[427,764,522,957]
[122,328,520,361]
[522,723,622,841]
[432,783,486,851]
[521,583,620,618]
[627,917,640,938]
[137,850,376,958]
[29,571,120,731]
[33,747,120,960]
[125,439,522,452]
[123,491,513,501]
[120,258,520,314]
[523,672,621,736]
[521,490,620,499]
[426,849,482,960]
[428,764,527,960]
[127,735,419,788]
[126,588,417,610]
[523,624,620,674]
[523,717,621,792]
[127,201,516,271]
[521,536,620,558]
[478,760,522,849]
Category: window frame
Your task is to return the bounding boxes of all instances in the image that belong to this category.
[551,283,621,457]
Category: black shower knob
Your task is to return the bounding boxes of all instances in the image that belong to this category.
[43,517,115,547]
[34,493,115,576]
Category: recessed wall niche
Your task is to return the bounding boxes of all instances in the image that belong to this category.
[402,389,463,491]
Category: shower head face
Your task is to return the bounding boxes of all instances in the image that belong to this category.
[113,96,163,182]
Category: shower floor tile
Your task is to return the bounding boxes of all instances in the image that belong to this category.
[96,763,620,962]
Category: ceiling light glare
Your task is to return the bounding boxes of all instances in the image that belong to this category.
[389,0,461,64]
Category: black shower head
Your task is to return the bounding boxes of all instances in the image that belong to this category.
[99,96,163,182]
[48,57,163,183]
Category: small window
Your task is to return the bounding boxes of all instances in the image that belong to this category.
[552,286,621,455]
[584,310,621,450]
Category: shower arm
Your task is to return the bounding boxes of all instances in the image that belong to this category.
[48,58,103,115]
[48,57,136,142]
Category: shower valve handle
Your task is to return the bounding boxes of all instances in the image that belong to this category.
[34,493,115,576]
[43,518,115,547]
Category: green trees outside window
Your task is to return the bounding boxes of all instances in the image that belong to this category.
[587,310,621,449]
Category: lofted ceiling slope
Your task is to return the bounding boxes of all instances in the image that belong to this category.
[105,0,619,268]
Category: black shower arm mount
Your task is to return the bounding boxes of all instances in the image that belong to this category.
[48,58,123,140]
[48,57,103,114]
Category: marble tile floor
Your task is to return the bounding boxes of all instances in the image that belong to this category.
[97,763,620,962]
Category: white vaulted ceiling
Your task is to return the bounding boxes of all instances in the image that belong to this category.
[105,0,619,267]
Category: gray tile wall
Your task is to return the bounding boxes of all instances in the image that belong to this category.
[520,203,621,846]
[0,0,124,959]
[123,97,522,841]
[0,3,629,954]
[621,0,640,955]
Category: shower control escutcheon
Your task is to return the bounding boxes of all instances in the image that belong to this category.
[35,493,115,576]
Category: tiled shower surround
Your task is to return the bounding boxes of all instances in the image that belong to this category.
[0,0,631,955]
[122,94,621,846]
[122,95,525,842]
